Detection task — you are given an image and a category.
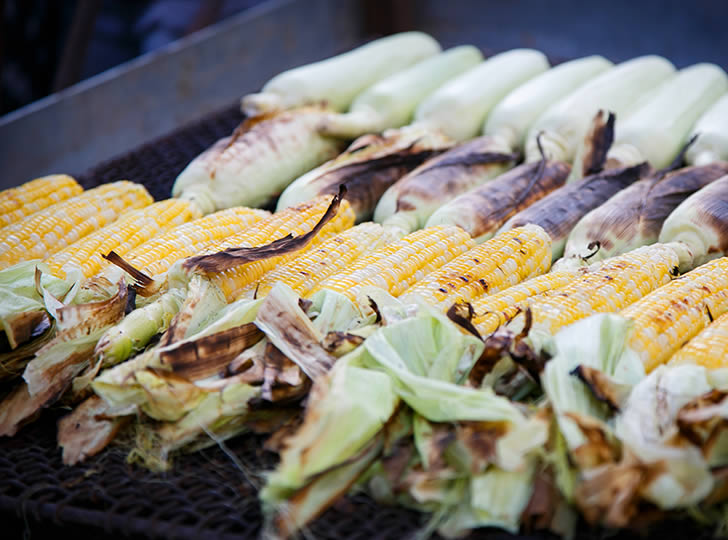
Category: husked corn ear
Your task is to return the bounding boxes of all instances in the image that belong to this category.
[402,224,551,309]
[313,225,475,300]
[520,243,682,335]
[0,181,152,268]
[45,199,201,279]
[209,196,355,301]
[239,222,402,299]
[621,256,728,372]
[0,174,82,227]
[669,311,728,369]
[121,207,270,279]
[471,269,581,336]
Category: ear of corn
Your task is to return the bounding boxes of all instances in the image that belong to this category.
[483,55,612,150]
[659,174,728,271]
[415,49,550,142]
[312,225,475,301]
[401,225,552,310]
[686,94,728,166]
[0,181,152,269]
[620,256,728,372]
[109,206,271,281]
[511,243,685,336]
[471,269,582,336]
[237,222,402,300]
[668,311,728,368]
[0,175,82,228]
[319,46,483,138]
[374,135,518,233]
[525,56,675,164]
[604,63,728,175]
[241,32,441,116]
[45,199,201,279]
[499,163,648,260]
[172,107,346,214]
[563,163,728,263]
[426,160,571,242]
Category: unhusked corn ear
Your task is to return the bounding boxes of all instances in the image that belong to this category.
[45,199,201,279]
[0,181,152,268]
[669,311,728,369]
[0,174,82,227]
[208,196,355,301]
[118,207,270,279]
[520,243,682,335]
[313,225,475,300]
[239,222,402,299]
[621,256,728,372]
[402,224,551,309]
[471,269,581,336]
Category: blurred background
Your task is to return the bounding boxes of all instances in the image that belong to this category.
[2,0,727,186]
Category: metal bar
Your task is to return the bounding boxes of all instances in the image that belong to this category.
[0,0,364,189]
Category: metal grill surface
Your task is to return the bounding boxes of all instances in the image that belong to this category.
[0,103,719,540]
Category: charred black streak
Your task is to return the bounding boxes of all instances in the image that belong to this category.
[446,302,483,340]
[103,251,154,289]
[584,241,601,261]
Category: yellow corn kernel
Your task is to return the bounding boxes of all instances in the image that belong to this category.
[45,199,201,278]
[0,174,83,227]
[313,225,475,301]
[402,224,552,309]
[669,311,728,369]
[622,256,728,372]
[0,181,152,268]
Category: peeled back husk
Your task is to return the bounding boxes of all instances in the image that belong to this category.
[241,32,441,116]
[686,94,728,166]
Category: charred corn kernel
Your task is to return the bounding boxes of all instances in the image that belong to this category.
[120,207,270,279]
[622,256,728,372]
[402,224,551,309]
[521,243,682,335]
[669,311,728,369]
[472,269,582,336]
[0,175,82,227]
[0,181,152,268]
[45,199,201,279]
[239,222,402,299]
[313,225,475,300]
[209,196,355,301]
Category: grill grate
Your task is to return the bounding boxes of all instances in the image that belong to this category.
[0,103,718,539]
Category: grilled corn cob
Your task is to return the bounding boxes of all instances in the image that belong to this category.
[668,311,728,368]
[562,163,728,264]
[426,160,571,241]
[414,49,549,142]
[510,243,687,336]
[471,269,582,336]
[499,163,648,260]
[621,256,728,372]
[0,174,82,227]
[241,32,441,116]
[95,196,354,365]
[0,181,152,268]
[659,174,728,271]
[237,222,402,300]
[311,225,475,301]
[172,106,346,214]
[686,94,728,166]
[374,135,519,233]
[525,56,675,165]
[318,46,483,138]
[604,63,728,175]
[45,199,201,279]
[401,225,551,309]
